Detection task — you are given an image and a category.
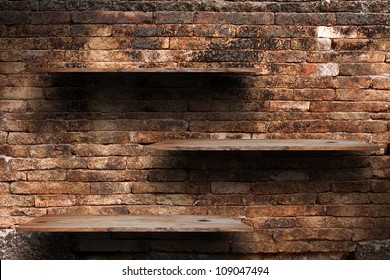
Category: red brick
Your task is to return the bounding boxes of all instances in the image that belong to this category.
[194,24,236,37]
[155,12,194,24]
[268,101,310,112]
[0,216,33,229]
[67,170,147,182]
[72,11,153,24]
[155,194,194,206]
[0,11,30,25]
[335,77,372,89]
[307,51,385,63]
[247,206,325,218]
[266,51,306,63]
[337,13,390,25]
[211,182,250,194]
[47,206,129,215]
[86,157,127,170]
[276,240,355,253]
[196,12,274,25]
[76,194,154,206]
[0,194,34,207]
[35,195,76,207]
[373,78,390,89]
[26,170,66,181]
[10,182,90,195]
[31,12,71,24]
[275,13,336,26]
[71,24,112,37]
[273,228,353,241]
[326,206,390,217]
[310,102,389,113]
[296,217,374,229]
[339,63,390,76]
[132,182,209,195]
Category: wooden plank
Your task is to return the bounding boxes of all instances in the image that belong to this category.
[28,68,260,73]
[144,139,380,151]
[16,215,252,233]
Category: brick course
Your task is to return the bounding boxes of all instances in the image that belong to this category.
[0,0,389,260]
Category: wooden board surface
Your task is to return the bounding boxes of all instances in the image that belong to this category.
[29,68,260,73]
[16,215,252,233]
[144,139,380,151]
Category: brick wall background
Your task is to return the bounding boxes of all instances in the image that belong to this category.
[0,0,389,259]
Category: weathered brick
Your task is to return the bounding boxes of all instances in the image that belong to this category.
[10,182,90,195]
[332,39,390,51]
[310,102,389,113]
[67,170,147,182]
[211,182,250,194]
[326,206,390,217]
[296,217,374,229]
[247,206,325,218]
[132,182,209,194]
[337,13,390,25]
[147,169,188,182]
[336,89,390,102]
[155,12,194,24]
[268,101,310,112]
[72,11,153,24]
[307,51,385,63]
[276,240,355,253]
[196,12,274,25]
[194,24,236,38]
[273,228,352,241]
[339,63,390,76]
[0,12,30,25]
[266,51,306,63]
[76,194,154,206]
[26,170,67,181]
[47,206,129,215]
[275,13,336,26]
[31,12,71,24]
[0,194,34,207]
[86,157,127,170]
[90,182,133,194]
[71,24,112,37]
[35,195,76,207]
[373,78,390,89]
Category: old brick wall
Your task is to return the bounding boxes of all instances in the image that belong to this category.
[0,0,389,259]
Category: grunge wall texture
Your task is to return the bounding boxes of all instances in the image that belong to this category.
[0,0,389,259]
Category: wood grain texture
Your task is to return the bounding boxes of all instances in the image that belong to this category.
[28,68,260,73]
[16,215,252,232]
[144,139,380,151]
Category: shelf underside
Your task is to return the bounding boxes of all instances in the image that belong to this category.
[16,215,252,233]
[144,139,380,151]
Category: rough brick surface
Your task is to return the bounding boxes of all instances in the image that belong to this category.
[1,0,389,260]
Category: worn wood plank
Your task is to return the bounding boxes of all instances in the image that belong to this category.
[16,215,252,233]
[28,68,260,73]
[144,139,380,151]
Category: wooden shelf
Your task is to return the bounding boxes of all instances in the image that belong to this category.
[16,215,252,233]
[144,139,380,151]
[29,68,260,73]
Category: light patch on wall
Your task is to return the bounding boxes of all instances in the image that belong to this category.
[316,63,339,77]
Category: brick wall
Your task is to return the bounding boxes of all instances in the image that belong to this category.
[0,0,389,259]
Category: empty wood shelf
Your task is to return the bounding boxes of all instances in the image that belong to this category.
[29,68,260,73]
[16,215,252,233]
[144,139,380,151]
